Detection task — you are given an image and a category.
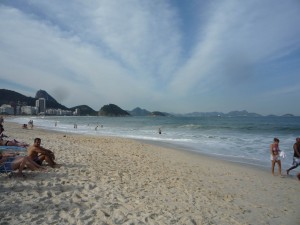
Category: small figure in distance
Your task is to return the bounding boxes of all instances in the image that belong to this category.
[27,138,60,168]
[28,120,34,129]
[158,128,162,135]
[270,137,282,176]
[74,123,77,129]
[286,137,300,175]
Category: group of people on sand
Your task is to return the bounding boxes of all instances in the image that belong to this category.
[270,137,300,180]
[1,137,60,177]
[0,119,60,177]
[1,123,29,147]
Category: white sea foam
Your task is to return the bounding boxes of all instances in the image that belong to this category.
[6,115,300,171]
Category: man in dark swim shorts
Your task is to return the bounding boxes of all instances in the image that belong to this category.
[27,138,60,168]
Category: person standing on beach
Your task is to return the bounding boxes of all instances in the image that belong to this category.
[286,137,300,175]
[270,137,282,176]
[27,138,60,168]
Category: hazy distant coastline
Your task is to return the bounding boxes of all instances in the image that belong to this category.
[0,89,297,117]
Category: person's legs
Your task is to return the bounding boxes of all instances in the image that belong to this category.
[37,154,60,168]
[11,157,25,176]
[12,157,46,174]
[44,155,56,167]
[11,157,23,170]
[286,165,298,175]
[277,160,282,176]
[25,157,46,171]
[271,160,275,175]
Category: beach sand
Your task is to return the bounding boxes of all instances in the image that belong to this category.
[0,122,299,225]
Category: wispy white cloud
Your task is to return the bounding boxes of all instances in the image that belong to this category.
[168,0,300,103]
[0,0,300,115]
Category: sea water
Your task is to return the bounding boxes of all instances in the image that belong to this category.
[7,116,300,172]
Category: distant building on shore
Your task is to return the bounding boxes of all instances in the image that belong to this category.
[1,97,74,116]
[0,104,14,115]
[36,98,46,115]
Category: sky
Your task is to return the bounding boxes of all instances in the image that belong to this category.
[1,0,300,116]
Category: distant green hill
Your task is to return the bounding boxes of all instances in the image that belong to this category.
[70,105,97,116]
[99,104,130,116]
[128,107,151,116]
[151,111,167,116]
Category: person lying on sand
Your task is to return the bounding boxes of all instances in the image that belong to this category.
[0,138,29,147]
[0,151,46,177]
[27,138,60,168]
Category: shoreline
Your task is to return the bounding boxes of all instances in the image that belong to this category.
[6,115,299,173]
[1,121,299,224]
[138,139,273,172]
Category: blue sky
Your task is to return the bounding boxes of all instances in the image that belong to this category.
[1,0,300,115]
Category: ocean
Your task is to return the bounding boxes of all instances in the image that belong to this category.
[7,115,300,173]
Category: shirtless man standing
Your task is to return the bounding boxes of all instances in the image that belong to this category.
[27,138,60,168]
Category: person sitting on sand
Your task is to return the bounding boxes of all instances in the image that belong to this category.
[0,151,45,176]
[27,138,60,168]
[270,137,282,176]
[0,137,29,147]
[0,126,8,139]
[286,137,300,175]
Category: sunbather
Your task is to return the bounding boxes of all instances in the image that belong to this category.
[0,151,45,176]
[0,138,29,147]
[27,138,60,168]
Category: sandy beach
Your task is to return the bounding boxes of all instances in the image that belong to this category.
[0,122,299,225]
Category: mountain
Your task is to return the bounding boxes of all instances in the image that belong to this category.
[227,110,262,117]
[70,105,97,116]
[0,89,36,106]
[99,104,130,116]
[281,114,295,117]
[35,89,68,110]
[0,88,68,111]
[35,90,58,103]
[1,89,295,117]
[151,111,168,116]
[128,107,151,116]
